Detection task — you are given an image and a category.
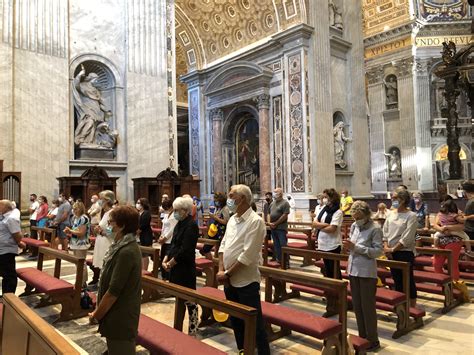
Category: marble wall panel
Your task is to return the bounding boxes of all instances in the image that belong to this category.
[0,40,13,169]
[13,51,69,203]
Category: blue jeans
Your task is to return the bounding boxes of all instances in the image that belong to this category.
[271,229,287,262]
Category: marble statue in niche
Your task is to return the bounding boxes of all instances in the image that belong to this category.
[385,147,402,178]
[329,0,343,30]
[384,74,399,109]
[73,64,118,157]
[333,121,351,169]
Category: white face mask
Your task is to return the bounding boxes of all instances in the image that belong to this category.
[136,203,142,210]
[355,219,366,227]
[322,198,329,205]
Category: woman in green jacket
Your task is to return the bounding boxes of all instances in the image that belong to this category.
[89,205,142,355]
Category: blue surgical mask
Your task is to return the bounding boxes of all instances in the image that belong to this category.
[105,226,113,236]
[392,200,400,209]
[173,211,182,221]
[227,199,237,213]
[215,201,220,208]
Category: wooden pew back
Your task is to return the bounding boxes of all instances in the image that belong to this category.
[1,294,79,354]
[30,226,56,243]
[139,245,161,277]
[141,275,257,354]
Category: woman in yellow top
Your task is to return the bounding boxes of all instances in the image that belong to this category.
[340,189,353,216]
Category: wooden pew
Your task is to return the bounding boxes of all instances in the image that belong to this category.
[140,275,256,354]
[16,247,88,322]
[23,226,56,257]
[196,237,220,287]
[281,247,425,339]
[1,293,79,354]
[139,245,162,302]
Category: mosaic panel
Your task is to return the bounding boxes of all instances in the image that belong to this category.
[273,96,284,189]
[190,89,200,175]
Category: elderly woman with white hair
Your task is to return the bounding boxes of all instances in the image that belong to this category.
[90,190,116,286]
[0,199,25,294]
[162,196,199,335]
[342,201,383,352]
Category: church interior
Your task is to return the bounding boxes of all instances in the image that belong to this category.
[1,0,474,354]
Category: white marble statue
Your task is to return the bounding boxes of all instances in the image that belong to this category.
[73,64,115,147]
[384,150,402,178]
[333,121,351,169]
[329,0,343,30]
[383,76,398,107]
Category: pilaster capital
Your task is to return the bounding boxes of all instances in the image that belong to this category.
[209,108,224,121]
[414,58,432,75]
[394,58,414,78]
[254,93,270,110]
[366,67,384,85]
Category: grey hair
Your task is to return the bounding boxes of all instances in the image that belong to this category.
[350,200,372,218]
[394,187,411,206]
[0,199,13,211]
[231,184,253,204]
[99,190,115,205]
[173,196,194,213]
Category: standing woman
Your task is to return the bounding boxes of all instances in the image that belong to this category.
[136,198,153,270]
[313,188,343,279]
[158,199,177,280]
[162,196,199,335]
[201,192,230,260]
[91,190,115,286]
[89,206,142,355]
[36,196,49,228]
[383,187,418,307]
[343,201,383,352]
[64,201,90,286]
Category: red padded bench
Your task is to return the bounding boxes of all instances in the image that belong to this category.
[21,237,48,257]
[198,286,344,350]
[195,258,216,287]
[16,246,88,322]
[137,314,225,355]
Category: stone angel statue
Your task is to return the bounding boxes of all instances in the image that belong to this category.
[73,64,114,147]
[384,150,402,178]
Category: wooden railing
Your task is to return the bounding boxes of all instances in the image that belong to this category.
[1,293,80,354]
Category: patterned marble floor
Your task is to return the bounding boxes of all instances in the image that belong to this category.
[8,251,474,355]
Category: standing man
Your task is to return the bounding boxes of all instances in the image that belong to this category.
[88,194,101,227]
[462,181,474,240]
[28,193,39,238]
[217,184,270,355]
[269,188,290,265]
[262,192,273,223]
[0,200,25,295]
[53,194,72,250]
[340,189,354,216]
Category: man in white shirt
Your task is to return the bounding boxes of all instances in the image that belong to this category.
[217,184,270,355]
[28,193,39,238]
[88,194,101,226]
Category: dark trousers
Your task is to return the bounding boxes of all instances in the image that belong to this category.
[0,253,17,294]
[271,229,287,262]
[30,219,37,238]
[160,244,170,280]
[466,230,474,241]
[322,246,342,279]
[349,276,379,343]
[391,251,417,299]
[224,282,270,355]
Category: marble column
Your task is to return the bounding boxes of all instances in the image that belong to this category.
[414,59,434,191]
[307,0,336,192]
[211,109,224,193]
[256,94,271,195]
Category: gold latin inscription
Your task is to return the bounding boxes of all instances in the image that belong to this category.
[415,35,474,47]
[365,37,412,59]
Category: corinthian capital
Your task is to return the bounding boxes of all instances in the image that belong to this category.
[254,93,270,110]
[209,108,224,121]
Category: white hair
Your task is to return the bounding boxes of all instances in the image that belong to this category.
[231,184,253,204]
[99,190,115,205]
[11,201,17,208]
[0,200,13,211]
[173,196,194,213]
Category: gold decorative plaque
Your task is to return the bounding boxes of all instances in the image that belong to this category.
[365,36,412,59]
[363,0,412,37]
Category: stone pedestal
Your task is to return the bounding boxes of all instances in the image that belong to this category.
[76,146,115,160]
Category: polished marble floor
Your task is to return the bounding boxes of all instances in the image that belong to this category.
[8,251,474,355]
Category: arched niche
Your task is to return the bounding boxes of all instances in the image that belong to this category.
[69,54,126,162]
[384,74,398,110]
